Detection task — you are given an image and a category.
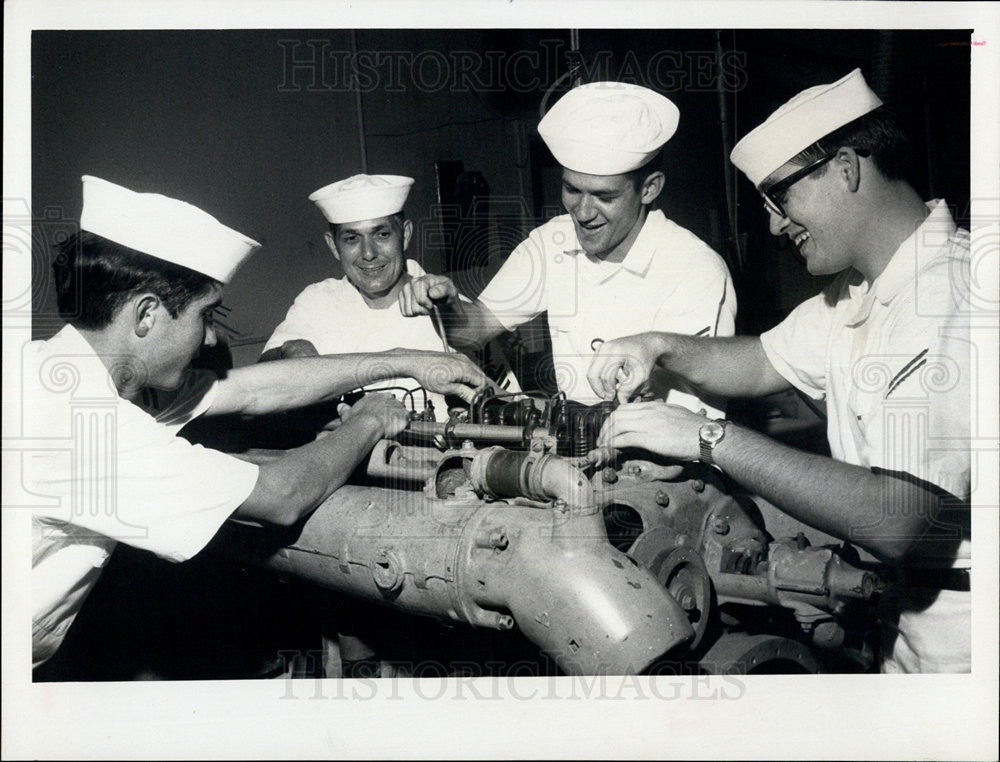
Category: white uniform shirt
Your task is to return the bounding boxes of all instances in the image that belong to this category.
[760,200,971,672]
[25,324,259,668]
[263,259,456,417]
[477,210,737,407]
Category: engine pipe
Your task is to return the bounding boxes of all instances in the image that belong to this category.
[712,537,882,616]
[407,420,527,443]
[218,446,694,675]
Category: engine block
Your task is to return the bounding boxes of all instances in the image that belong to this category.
[221,389,885,675]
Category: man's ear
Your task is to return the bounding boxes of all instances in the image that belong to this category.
[402,219,414,251]
[133,294,160,338]
[835,146,862,193]
[324,230,341,261]
[639,171,666,205]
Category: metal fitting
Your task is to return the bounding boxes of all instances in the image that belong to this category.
[489,528,509,551]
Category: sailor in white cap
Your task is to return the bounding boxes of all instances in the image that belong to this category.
[588,69,971,673]
[399,82,735,410]
[261,173,505,420]
[25,176,487,671]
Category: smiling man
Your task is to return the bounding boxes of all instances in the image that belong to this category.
[260,174,481,418]
[587,70,972,673]
[399,82,736,409]
[26,176,486,670]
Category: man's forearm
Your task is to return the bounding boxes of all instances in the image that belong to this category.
[657,334,789,398]
[235,413,384,525]
[211,353,423,415]
[439,299,507,349]
[713,424,948,563]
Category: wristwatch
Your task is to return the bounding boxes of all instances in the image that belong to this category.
[698,419,729,469]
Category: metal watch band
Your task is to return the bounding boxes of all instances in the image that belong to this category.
[698,419,728,468]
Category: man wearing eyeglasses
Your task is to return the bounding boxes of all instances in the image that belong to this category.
[587,69,971,673]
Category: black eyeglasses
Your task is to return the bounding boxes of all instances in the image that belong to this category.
[759,153,836,219]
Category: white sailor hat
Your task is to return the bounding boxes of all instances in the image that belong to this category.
[309,174,414,225]
[80,175,260,284]
[538,81,680,176]
[730,68,883,188]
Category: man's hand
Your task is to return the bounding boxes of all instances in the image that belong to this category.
[399,274,459,317]
[597,401,705,461]
[257,339,320,364]
[401,351,489,404]
[279,339,320,359]
[587,333,670,403]
[338,393,410,439]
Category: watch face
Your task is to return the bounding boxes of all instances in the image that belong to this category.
[700,421,726,445]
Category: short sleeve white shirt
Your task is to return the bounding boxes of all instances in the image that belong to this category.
[25,324,259,667]
[263,259,458,415]
[477,210,736,408]
[760,200,972,672]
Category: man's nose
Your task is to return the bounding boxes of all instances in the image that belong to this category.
[767,207,790,236]
[203,323,218,348]
[360,237,378,259]
[574,194,596,222]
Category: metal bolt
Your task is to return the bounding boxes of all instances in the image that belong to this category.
[489,528,509,551]
[602,467,618,484]
[371,548,403,592]
[553,498,568,513]
[679,593,697,611]
[690,479,705,493]
[655,490,670,507]
[496,614,515,630]
[812,621,845,648]
[462,439,475,450]
[713,517,730,535]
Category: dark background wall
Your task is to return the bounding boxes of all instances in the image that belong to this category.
[32,29,970,364]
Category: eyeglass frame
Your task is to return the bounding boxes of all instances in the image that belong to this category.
[758,147,874,218]
[758,152,837,219]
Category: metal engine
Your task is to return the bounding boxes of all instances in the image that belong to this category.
[222,389,885,676]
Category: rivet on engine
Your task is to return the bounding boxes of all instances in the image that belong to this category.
[655,490,670,507]
[462,439,475,450]
[602,467,618,484]
[713,518,730,535]
[490,528,509,551]
[690,479,706,493]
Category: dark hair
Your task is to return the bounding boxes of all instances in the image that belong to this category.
[52,230,218,330]
[789,106,911,181]
[623,150,664,192]
[329,211,406,238]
